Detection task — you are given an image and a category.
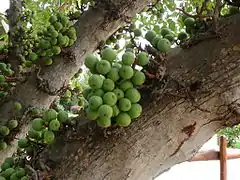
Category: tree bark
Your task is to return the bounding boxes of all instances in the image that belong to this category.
[0,0,148,162]
[37,15,240,180]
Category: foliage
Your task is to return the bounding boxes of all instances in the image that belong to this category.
[218,125,240,148]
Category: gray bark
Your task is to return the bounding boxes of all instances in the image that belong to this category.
[38,15,240,180]
[0,1,240,179]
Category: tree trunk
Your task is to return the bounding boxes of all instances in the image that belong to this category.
[38,15,240,180]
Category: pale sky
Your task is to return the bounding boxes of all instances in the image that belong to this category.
[0,0,9,14]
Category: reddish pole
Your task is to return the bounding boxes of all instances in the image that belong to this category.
[220,136,227,180]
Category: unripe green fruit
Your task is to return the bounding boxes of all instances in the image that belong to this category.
[133,29,142,37]
[60,16,69,27]
[4,69,13,76]
[4,158,14,166]
[103,92,117,106]
[57,35,67,46]
[54,22,63,31]
[92,89,104,97]
[157,38,171,52]
[112,63,122,69]
[164,34,175,43]
[112,105,120,117]
[84,54,98,69]
[50,29,59,38]
[44,58,53,66]
[153,25,160,33]
[119,65,134,80]
[7,120,18,129]
[125,88,141,103]
[51,38,58,45]
[0,75,5,83]
[30,108,41,115]
[15,167,25,177]
[0,126,9,136]
[88,96,103,110]
[102,78,115,92]
[178,32,188,41]
[119,80,133,91]
[145,30,156,42]
[128,103,142,119]
[184,17,195,28]
[137,52,149,66]
[113,88,124,100]
[43,109,58,122]
[49,15,58,24]
[2,168,15,178]
[18,138,29,148]
[161,28,171,37]
[101,48,116,62]
[181,14,188,22]
[118,98,131,111]
[49,119,60,131]
[88,74,104,89]
[10,173,18,180]
[67,27,77,39]
[107,68,120,82]
[1,162,10,171]
[13,102,22,112]
[39,39,51,49]
[64,90,71,98]
[57,110,69,123]
[96,60,111,75]
[43,130,55,144]
[131,71,145,85]
[122,52,135,65]
[0,141,7,150]
[62,36,70,47]
[116,113,131,127]
[52,46,61,55]
[86,108,98,120]
[98,105,113,119]
[28,130,42,140]
[97,117,111,128]
[151,36,161,48]
[83,88,92,99]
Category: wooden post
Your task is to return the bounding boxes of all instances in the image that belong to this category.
[220,136,227,180]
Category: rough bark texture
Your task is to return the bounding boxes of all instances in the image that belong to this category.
[1,1,240,180]
[39,15,240,180]
[0,0,148,162]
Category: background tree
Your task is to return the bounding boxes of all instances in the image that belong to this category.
[0,0,239,179]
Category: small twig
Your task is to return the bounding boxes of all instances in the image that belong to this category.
[176,7,213,19]
[25,165,39,180]
[58,0,72,10]
[225,0,240,7]
[75,0,80,10]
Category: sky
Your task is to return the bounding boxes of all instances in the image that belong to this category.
[0,0,9,14]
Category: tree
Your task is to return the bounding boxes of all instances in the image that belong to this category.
[0,0,239,179]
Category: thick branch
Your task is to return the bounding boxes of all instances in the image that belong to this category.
[8,0,23,72]
[38,14,240,180]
